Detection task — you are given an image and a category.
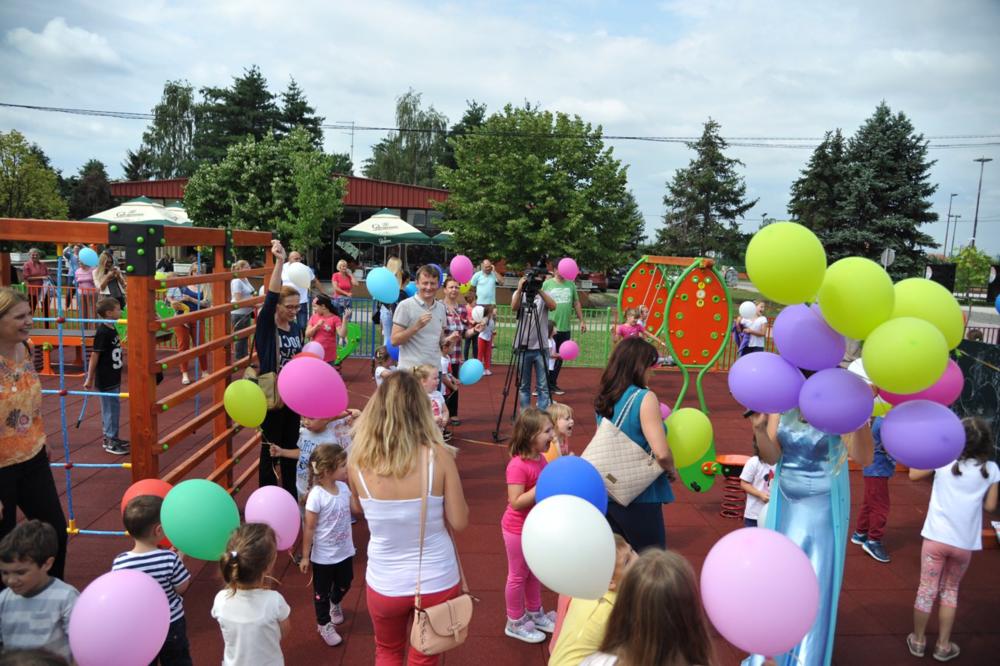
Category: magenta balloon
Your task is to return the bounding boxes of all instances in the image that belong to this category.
[559,339,580,361]
[879,359,964,407]
[799,368,874,434]
[69,569,170,666]
[558,257,579,281]
[701,528,819,656]
[301,341,325,358]
[772,304,846,371]
[449,255,474,284]
[245,485,302,550]
[727,352,804,414]
[660,402,672,420]
[880,400,966,469]
[277,356,348,418]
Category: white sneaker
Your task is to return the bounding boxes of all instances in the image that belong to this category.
[318,622,342,646]
[504,615,546,644]
[528,609,557,633]
[330,602,345,625]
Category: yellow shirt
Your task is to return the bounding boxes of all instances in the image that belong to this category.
[548,591,616,666]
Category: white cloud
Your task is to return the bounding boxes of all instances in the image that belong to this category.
[5,17,123,67]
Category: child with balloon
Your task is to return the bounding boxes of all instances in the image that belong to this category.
[372,345,395,388]
[543,402,574,462]
[738,300,768,356]
[475,305,497,376]
[305,293,348,365]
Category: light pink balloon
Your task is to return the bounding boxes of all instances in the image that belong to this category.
[660,402,672,420]
[246,485,302,550]
[301,341,325,358]
[558,257,579,281]
[277,356,348,418]
[558,339,580,361]
[879,358,964,406]
[701,528,819,656]
[449,255,474,284]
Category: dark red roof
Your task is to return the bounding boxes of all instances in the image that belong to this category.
[110,174,448,210]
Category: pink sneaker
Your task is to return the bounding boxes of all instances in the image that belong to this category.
[318,622,342,646]
[330,603,345,625]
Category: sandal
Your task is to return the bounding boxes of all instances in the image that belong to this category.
[932,642,960,662]
[906,633,926,658]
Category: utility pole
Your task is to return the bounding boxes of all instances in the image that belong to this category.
[948,214,962,255]
[971,157,993,246]
[943,193,957,256]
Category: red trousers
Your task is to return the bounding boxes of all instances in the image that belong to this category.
[477,338,493,371]
[855,476,890,541]
[365,582,462,666]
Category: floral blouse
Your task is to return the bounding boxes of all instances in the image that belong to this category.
[443,303,469,365]
[1,347,45,467]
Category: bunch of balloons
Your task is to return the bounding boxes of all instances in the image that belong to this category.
[736,222,965,468]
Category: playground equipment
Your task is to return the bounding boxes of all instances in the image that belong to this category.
[1,217,272,537]
[618,256,733,492]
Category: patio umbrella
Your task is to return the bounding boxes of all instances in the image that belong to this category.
[84,196,180,225]
[432,231,454,262]
[164,202,193,225]
[339,209,432,264]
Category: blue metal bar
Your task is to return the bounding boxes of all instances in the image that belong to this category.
[43,389,128,398]
[33,316,127,325]
[194,250,202,416]
[54,256,76,527]
[50,462,131,469]
[77,529,128,536]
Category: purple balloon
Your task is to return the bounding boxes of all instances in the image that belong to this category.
[799,368,874,434]
[728,352,805,414]
[881,400,966,469]
[773,304,847,371]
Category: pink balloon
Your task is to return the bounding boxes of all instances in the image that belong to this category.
[69,569,170,666]
[277,356,348,418]
[301,341,325,358]
[701,528,819,656]
[449,255,474,284]
[660,402,672,420]
[879,358,964,406]
[245,485,302,550]
[558,339,580,361]
[558,257,579,281]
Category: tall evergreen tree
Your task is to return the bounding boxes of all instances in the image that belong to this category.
[788,130,859,257]
[278,78,324,147]
[363,90,449,187]
[653,119,757,258]
[440,100,487,171]
[121,148,154,181]
[138,80,198,177]
[68,159,112,219]
[194,65,281,163]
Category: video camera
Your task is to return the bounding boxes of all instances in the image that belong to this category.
[521,256,549,300]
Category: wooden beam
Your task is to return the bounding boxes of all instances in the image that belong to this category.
[159,402,225,450]
[211,244,233,487]
[161,424,242,484]
[163,226,226,247]
[153,324,255,373]
[208,434,261,485]
[232,229,273,246]
[126,274,158,481]
[0,219,110,244]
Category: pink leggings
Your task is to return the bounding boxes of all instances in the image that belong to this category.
[914,538,972,613]
[502,528,542,620]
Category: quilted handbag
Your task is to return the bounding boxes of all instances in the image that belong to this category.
[242,330,284,410]
[410,447,477,655]
[581,389,662,506]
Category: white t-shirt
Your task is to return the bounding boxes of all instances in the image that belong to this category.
[305,482,356,565]
[579,653,618,666]
[428,390,446,422]
[739,455,775,520]
[231,278,255,315]
[922,459,1000,550]
[479,318,495,342]
[295,424,340,498]
[374,364,395,387]
[281,263,315,303]
[746,316,768,348]
[211,588,290,666]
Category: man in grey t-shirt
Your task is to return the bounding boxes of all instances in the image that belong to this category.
[391,264,454,369]
[511,274,557,410]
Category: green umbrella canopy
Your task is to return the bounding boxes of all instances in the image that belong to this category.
[339,209,431,245]
[84,196,180,225]
[431,231,454,245]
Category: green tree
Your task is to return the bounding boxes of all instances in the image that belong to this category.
[194,65,281,164]
[184,129,345,252]
[68,159,112,219]
[953,244,991,299]
[329,152,354,175]
[136,80,198,177]
[0,130,68,219]
[278,78,324,148]
[440,100,488,171]
[121,148,154,181]
[363,89,449,186]
[437,103,637,270]
[653,119,757,258]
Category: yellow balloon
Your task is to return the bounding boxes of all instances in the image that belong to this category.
[459,283,471,294]
[665,408,713,468]
[872,396,892,417]
[817,257,894,340]
[862,317,948,394]
[891,278,964,349]
[224,379,267,428]
[745,222,826,305]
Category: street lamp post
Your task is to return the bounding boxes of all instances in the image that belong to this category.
[971,157,993,246]
[943,193,957,256]
[949,214,962,255]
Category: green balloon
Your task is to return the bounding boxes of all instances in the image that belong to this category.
[224,379,267,428]
[817,257,894,340]
[891,278,964,350]
[161,480,240,561]
[745,222,826,305]
[665,408,714,468]
[862,317,948,394]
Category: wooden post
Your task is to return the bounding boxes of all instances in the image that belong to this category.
[212,244,233,488]
[127,273,158,481]
[0,252,10,287]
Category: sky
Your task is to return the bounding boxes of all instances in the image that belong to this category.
[2,0,999,258]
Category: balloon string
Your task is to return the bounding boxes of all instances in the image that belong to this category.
[955,348,1000,374]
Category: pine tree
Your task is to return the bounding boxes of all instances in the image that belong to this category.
[68,159,112,219]
[194,65,280,163]
[121,148,154,181]
[654,119,757,258]
[278,78,324,148]
[441,100,487,170]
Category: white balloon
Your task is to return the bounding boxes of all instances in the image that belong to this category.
[285,262,312,290]
[846,358,873,386]
[522,495,616,600]
[471,305,485,323]
[739,301,757,320]
[757,501,770,529]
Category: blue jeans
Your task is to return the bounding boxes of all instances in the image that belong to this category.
[99,384,120,440]
[744,518,758,528]
[518,349,550,411]
[296,303,310,332]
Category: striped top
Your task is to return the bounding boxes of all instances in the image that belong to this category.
[112,549,191,622]
[0,578,79,661]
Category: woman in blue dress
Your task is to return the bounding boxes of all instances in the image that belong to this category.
[746,408,873,666]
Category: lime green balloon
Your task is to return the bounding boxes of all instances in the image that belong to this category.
[862,317,948,394]
[891,278,963,349]
[665,408,714,468]
[872,396,892,418]
[224,379,267,428]
[817,257,894,340]
[161,479,240,561]
[745,222,826,304]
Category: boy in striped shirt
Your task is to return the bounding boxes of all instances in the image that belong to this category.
[113,496,192,665]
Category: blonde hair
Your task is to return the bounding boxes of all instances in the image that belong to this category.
[508,407,553,459]
[232,259,250,272]
[93,252,115,283]
[0,287,29,321]
[349,371,444,477]
[411,364,438,384]
[337,259,348,271]
[219,523,277,596]
[547,402,573,423]
[306,444,347,495]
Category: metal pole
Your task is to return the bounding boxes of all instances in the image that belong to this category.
[949,215,962,255]
[944,193,957,256]
[972,157,993,247]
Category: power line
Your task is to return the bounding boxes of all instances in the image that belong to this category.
[2,101,998,150]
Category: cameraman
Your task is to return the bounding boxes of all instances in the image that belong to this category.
[511,270,557,411]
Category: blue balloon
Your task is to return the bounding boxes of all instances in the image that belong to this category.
[386,340,400,362]
[404,282,417,297]
[79,247,99,268]
[429,263,445,287]
[995,293,1000,315]
[458,359,484,385]
[367,267,399,304]
[536,456,608,514]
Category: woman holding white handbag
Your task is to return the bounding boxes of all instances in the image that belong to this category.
[591,338,677,552]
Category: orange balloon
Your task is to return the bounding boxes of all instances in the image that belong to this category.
[121,478,173,547]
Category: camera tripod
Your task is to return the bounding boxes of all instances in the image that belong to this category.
[492,287,550,442]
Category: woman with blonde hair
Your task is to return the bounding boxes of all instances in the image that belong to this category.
[348,371,469,665]
[93,249,126,309]
[230,259,255,360]
[377,256,403,346]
